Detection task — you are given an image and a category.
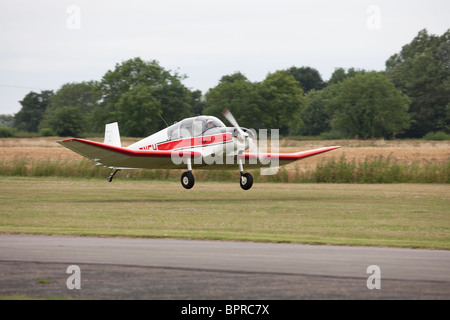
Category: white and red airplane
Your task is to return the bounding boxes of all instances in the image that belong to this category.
[57,109,340,190]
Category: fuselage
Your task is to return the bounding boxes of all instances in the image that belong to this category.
[127,116,253,161]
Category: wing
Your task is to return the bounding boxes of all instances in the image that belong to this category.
[188,146,341,170]
[227,146,340,169]
[57,138,202,169]
[241,146,342,167]
[58,138,340,170]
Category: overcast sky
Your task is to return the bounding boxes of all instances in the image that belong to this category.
[0,0,449,115]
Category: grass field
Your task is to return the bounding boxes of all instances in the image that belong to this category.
[1,177,449,249]
[1,138,449,249]
[1,138,449,183]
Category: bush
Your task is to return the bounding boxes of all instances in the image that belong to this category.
[314,155,449,183]
[319,130,350,140]
[0,127,14,137]
[423,131,450,141]
[40,128,54,137]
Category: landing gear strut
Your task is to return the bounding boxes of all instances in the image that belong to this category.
[238,157,253,190]
[108,169,120,182]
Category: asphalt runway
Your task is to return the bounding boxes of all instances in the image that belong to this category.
[0,234,449,299]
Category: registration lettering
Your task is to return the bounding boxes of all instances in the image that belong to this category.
[139,144,158,151]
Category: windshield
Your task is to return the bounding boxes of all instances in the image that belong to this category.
[167,116,225,140]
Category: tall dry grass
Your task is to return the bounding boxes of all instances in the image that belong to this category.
[1,156,448,183]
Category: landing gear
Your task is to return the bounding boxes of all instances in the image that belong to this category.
[240,172,253,190]
[108,169,120,182]
[237,157,253,190]
[181,171,195,189]
[178,156,253,190]
[181,156,195,189]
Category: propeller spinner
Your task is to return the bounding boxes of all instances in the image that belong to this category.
[222,108,265,162]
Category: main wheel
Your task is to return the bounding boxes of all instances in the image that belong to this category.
[240,172,253,190]
[181,171,195,189]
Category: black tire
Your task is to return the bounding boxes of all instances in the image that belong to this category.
[240,172,253,190]
[181,171,195,189]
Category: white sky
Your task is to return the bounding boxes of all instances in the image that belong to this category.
[0,0,449,114]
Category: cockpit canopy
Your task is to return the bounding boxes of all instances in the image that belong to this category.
[167,116,226,140]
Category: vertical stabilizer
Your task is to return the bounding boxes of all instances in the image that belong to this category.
[104,122,122,147]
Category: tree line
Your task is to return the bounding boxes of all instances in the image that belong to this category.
[6,28,449,139]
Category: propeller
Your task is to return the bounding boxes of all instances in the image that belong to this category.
[222,108,247,144]
[222,109,266,163]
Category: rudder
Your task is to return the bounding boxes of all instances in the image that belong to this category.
[104,122,122,147]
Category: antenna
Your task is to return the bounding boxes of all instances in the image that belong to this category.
[159,114,169,127]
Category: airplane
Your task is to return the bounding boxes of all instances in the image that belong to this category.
[57,109,341,190]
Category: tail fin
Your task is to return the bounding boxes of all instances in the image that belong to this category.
[103,122,122,147]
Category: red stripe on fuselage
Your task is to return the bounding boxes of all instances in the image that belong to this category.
[157,133,232,151]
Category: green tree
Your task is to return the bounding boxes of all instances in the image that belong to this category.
[257,70,305,135]
[44,106,85,137]
[204,72,262,129]
[40,81,101,134]
[329,72,411,139]
[46,81,100,114]
[328,67,367,85]
[218,72,248,84]
[100,58,169,105]
[287,66,325,93]
[153,74,192,126]
[301,88,334,136]
[0,115,14,128]
[14,90,53,132]
[190,90,205,116]
[386,29,450,137]
[95,57,192,132]
[113,85,162,137]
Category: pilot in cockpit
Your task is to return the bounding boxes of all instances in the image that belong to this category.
[205,119,214,130]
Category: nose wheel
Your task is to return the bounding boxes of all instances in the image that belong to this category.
[240,172,253,190]
[181,171,195,189]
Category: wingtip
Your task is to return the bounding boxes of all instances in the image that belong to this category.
[56,139,73,145]
[321,145,342,152]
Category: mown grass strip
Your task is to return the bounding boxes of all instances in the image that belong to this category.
[1,177,449,249]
